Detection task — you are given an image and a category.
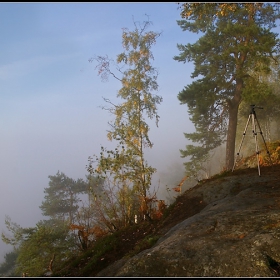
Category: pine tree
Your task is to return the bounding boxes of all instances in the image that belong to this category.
[40,171,87,224]
[174,3,280,172]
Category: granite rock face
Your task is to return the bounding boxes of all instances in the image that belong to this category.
[97,166,280,277]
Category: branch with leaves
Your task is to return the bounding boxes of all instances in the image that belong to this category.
[88,17,162,225]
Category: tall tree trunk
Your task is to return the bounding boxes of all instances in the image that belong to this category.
[225,79,243,170]
[225,103,239,170]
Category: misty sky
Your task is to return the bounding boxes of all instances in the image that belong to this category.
[0,2,232,261]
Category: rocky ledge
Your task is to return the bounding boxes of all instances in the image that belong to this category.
[97,164,280,277]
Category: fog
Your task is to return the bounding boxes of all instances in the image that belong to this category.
[0,3,201,261]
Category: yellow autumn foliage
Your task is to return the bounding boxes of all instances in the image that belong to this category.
[261,141,280,165]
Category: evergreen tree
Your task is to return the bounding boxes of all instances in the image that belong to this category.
[15,219,73,277]
[0,250,19,277]
[238,57,280,142]
[2,216,76,277]
[40,171,87,224]
[174,3,280,172]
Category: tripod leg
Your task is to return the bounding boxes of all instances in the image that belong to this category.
[252,113,261,176]
[232,114,251,172]
[254,114,273,166]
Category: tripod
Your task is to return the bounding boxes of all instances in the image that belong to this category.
[232,105,273,176]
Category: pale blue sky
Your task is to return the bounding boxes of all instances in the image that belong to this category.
[5,2,279,261]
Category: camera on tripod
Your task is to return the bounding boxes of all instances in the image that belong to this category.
[232,104,272,176]
[250,104,263,113]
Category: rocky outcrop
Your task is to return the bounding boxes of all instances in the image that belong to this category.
[97,165,280,277]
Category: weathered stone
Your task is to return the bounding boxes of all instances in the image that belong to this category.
[97,165,280,277]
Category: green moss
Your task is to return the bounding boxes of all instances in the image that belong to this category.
[162,201,177,219]
[210,170,232,180]
[126,234,160,257]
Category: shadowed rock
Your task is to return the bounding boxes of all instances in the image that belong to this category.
[97,165,280,277]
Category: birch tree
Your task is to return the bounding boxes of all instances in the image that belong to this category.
[89,18,162,223]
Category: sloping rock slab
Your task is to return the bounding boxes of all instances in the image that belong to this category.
[99,166,280,277]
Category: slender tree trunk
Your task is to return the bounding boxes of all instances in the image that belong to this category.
[48,254,55,274]
[226,103,239,170]
[69,190,73,225]
[138,94,149,219]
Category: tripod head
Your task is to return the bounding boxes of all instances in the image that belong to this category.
[250,104,263,114]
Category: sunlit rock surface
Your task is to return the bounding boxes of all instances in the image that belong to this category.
[97,165,280,277]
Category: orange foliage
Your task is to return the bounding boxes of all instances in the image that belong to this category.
[172,187,181,193]
[69,224,84,231]
[139,195,156,215]
[172,176,189,193]
[259,154,265,166]
[69,224,108,249]
[260,141,280,166]
[139,195,167,221]
[151,200,166,220]
[89,225,108,239]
